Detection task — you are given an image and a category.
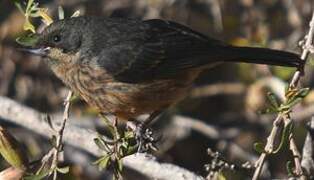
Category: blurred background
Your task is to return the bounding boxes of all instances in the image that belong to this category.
[1,0,314,179]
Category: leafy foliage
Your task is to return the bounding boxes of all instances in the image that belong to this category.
[93,115,138,180]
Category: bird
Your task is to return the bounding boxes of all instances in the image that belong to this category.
[23,16,302,144]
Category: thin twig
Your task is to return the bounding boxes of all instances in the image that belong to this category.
[289,135,306,179]
[36,91,73,178]
[253,116,283,180]
[283,116,306,179]
[51,90,73,180]
[252,10,314,180]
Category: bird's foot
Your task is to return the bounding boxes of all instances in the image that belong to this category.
[127,121,158,153]
[135,124,158,153]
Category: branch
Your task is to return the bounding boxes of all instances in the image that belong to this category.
[51,91,73,180]
[252,10,314,180]
[0,96,204,180]
[284,117,306,179]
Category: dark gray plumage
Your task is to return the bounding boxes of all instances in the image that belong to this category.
[32,16,302,120]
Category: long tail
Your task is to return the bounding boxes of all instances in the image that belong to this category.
[218,46,302,67]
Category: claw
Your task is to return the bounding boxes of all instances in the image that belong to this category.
[134,124,158,153]
[128,111,163,153]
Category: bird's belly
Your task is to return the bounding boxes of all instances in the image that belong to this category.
[71,78,192,120]
[99,80,192,120]
[62,66,200,120]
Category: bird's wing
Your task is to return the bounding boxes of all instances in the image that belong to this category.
[97,19,227,83]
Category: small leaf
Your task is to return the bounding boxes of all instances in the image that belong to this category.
[118,159,123,172]
[94,138,108,151]
[285,88,298,99]
[57,166,70,174]
[23,18,36,33]
[16,33,39,47]
[280,88,310,112]
[58,6,65,20]
[0,126,28,169]
[12,0,24,14]
[24,170,50,180]
[126,144,138,155]
[296,88,310,98]
[124,131,135,139]
[267,106,279,113]
[92,157,103,165]
[119,145,126,157]
[280,97,302,111]
[45,114,55,130]
[92,155,110,165]
[26,0,35,13]
[218,172,227,180]
[37,8,53,26]
[273,121,293,154]
[69,94,80,102]
[253,142,264,154]
[100,116,115,136]
[98,156,111,170]
[267,92,279,108]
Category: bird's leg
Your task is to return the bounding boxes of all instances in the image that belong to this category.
[135,110,162,152]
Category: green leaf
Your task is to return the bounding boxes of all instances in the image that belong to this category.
[296,88,310,98]
[267,92,279,108]
[124,131,135,139]
[218,172,227,180]
[98,156,111,170]
[280,97,302,112]
[92,155,110,165]
[282,88,310,111]
[12,0,24,14]
[23,18,36,33]
[92,156,104,165]
[45,114,54,130]
[94,138,110,152]
[26,0,35,13]
[24,170,50,180]
[118,159,123,172]
[253,142,264,154]
[16,34,39,47]
[273,121,293,154]
[57,166,70,174]
[266,106,279,114]
[126,144,138,155]
[36,8,53,25]
[0,127,28,169]
[69,94,80,102]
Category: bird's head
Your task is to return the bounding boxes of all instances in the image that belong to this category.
[23,17,85,68]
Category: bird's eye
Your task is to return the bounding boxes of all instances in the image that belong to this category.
[53,35,61,43]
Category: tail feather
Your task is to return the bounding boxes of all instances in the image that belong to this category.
[220,46,302,67]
